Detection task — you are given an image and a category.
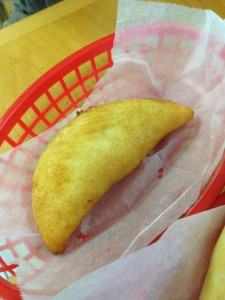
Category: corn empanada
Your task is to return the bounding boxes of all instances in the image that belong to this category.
[32,99,194,254]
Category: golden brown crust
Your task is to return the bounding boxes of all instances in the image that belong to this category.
[32,99,194,254]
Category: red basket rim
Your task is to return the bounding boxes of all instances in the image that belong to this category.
[0,33,115,300]
[0,33,115,146]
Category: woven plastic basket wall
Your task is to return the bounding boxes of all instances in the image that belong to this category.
[0,34,114,300]
[0,27,225,300]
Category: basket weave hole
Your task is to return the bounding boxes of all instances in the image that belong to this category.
[8,123,25,143]
[8,147,28,166]
[14,243,29,257]
[163,35,177,49]
[34,94,51,113]
[78,60,93,77]
[63,70,78,87]
[70,85,85,101]
[94,52,108,69]
[0,140,12,154]
[146,52,157,63]
[21,107,39,127]
[0,249,15,266]
[146,35,158,49]
[49,81,64,99]
[0,271,11,280]
[98,69,107,79]
[32,120,49,135]
[44,107,61,124]
[57,96,72,112]
[27,256,45,269]
[84,76,96,91]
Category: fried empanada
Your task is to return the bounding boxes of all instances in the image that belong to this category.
[32,99,194,254]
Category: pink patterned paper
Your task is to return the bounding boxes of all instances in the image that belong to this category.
[1,0,225,298]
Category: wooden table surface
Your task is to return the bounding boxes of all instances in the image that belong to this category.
[0,0,225,154]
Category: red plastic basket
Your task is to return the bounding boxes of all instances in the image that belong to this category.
[0,30,225,299]
[0,34,114,300]
[0,34,114,151]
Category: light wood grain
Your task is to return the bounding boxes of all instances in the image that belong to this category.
[0,0,117,116]
[0,0,117,153]
[0,0,225,154]
[0,0,99,47]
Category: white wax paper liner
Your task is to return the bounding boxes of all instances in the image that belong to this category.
[51,206,225,300]
[1,0,225,298]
